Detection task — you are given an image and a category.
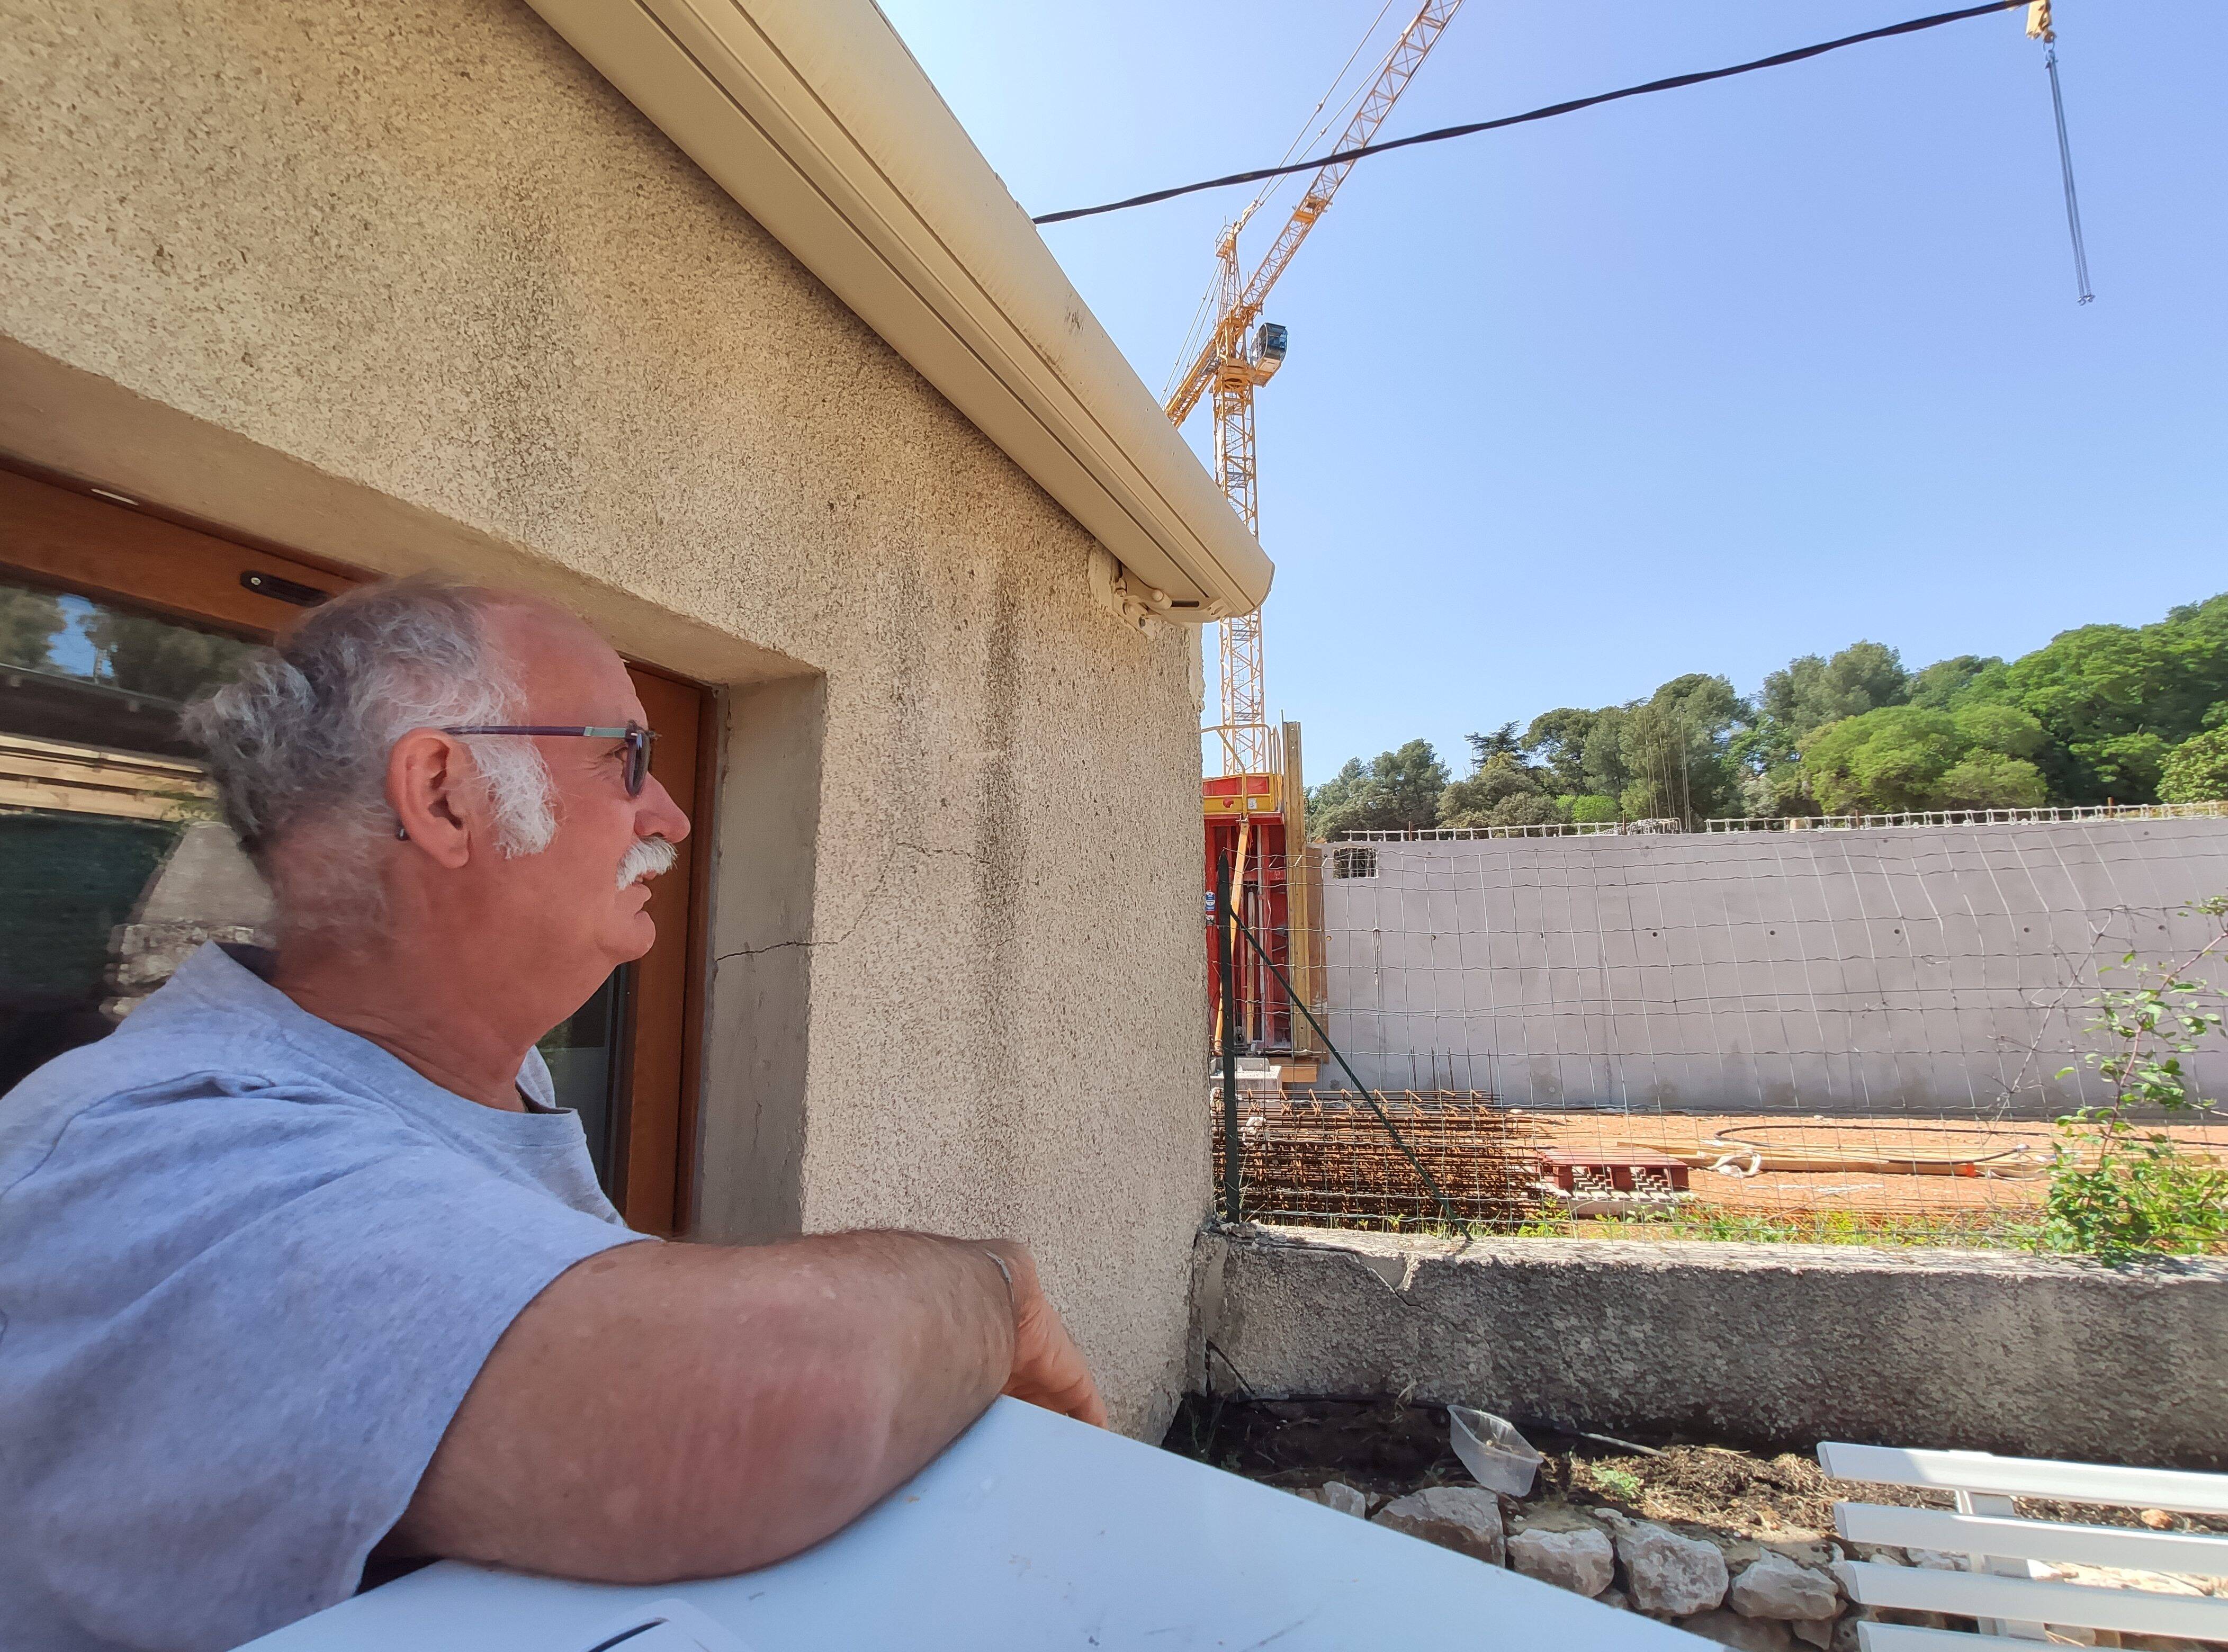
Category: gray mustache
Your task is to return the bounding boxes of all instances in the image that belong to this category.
[616,836,678,890]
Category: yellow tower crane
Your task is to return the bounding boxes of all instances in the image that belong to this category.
[1180,0,1466,1065]
[1165,0,1466,779]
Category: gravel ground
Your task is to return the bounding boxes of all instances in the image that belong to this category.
[1162,1393,2228,1538]
[1162,1394,2228,1649]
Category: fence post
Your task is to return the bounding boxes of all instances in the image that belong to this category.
[1217,849,1241,1225]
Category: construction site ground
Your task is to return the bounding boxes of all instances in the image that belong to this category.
[1521,1109,2228,1226]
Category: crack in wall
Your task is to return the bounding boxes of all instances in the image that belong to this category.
[712,837,993,964]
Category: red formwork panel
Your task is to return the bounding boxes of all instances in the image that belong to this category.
[1205,806,1292,1054]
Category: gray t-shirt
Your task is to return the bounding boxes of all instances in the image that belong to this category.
[0,944,651,1651]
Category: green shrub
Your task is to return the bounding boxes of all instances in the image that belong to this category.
[2160,728,2228,804]
[2043,1140,2228,1258]
[2041,895,2228,1261]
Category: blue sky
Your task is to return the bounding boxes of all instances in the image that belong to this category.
[876,1,2228,779]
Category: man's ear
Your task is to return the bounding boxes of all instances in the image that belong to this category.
[388,730,475,870]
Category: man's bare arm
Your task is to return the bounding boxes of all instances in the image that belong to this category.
[388,1232,1099,1582]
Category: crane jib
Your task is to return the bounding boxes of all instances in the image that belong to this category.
[1163,0,1464,431]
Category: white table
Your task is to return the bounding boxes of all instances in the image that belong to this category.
[247,1397,1699,1650]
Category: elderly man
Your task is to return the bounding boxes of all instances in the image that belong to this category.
[0,577,1103,1651]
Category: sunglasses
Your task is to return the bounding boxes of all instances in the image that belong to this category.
[441,722,660,797]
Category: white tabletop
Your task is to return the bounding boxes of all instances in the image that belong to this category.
[246,1397,1700,1650]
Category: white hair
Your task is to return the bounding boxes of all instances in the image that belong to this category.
[182,575,556,930]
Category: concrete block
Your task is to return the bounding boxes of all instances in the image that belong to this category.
[1311,823,2228,1117]
[1196,1229,2228,1468]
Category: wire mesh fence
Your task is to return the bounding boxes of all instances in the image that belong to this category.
[1211,814,2228,1249]
[1323,801,2228,846]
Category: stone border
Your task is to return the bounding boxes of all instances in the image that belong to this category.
[1191,1229,2228,1469]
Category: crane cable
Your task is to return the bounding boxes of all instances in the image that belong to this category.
[1161,0,1406,401]
[1034,0,2028,226]
[1234,0,1404,237]
[2027,2,2096,303]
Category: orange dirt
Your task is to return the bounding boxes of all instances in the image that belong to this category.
[1525,1110,2226,1220]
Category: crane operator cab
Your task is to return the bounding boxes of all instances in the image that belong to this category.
[1249,321,1288,381]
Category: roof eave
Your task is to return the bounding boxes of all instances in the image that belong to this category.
[521,0,1274,622]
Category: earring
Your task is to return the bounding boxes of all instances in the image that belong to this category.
[396,823,409,840]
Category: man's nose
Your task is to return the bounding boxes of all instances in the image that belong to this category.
[638,774,691,844]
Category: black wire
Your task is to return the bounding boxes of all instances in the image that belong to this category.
[1033,0,2023,225]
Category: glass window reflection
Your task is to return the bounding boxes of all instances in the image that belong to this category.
[1,576,636,1202]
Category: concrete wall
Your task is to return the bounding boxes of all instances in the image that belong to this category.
[1319,821,2228,1117]
[0,0,1209,1434]
[1193,1227,2228,1469]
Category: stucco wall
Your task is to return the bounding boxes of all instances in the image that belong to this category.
[1318,820,2228,1116]
[0,0,1209,1434]
[1194,1227,2228,1469]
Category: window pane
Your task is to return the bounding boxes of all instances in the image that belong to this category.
[0,583,258,757]
[538,965,632,1196]
[0,811,179,1087]
[0,579,272,1091]
[1,572,637,1206]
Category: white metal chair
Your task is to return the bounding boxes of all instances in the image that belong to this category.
[1817,1442,2228,1648]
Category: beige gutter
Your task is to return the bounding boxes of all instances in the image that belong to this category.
[521,0,1274,622]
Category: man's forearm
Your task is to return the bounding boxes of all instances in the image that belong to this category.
[393,1231,1016,1581]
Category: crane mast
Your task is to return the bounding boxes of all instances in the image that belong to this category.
[1187,0,1465,1065]
[1166,0,1463,775]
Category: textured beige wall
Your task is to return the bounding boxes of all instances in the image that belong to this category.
[0,0,1210,1434]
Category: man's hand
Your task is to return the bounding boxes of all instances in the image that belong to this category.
[984,1241,1108,1428]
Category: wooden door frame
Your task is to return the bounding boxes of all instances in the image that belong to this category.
[0,461,713,1233]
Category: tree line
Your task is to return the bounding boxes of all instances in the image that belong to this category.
[1307,591,2228,839]
[2,583,256,701]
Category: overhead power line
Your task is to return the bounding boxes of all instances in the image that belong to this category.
[1032,0,2025,226]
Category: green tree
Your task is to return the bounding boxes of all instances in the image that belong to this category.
[1464,722,1524,770]
[1579,705,1633,802]
[1521,707,1596,794]
[1305,740,1450,838]
[1488,792,1563,828]
[1933,751,2049,810]
[1906,654,2003,710]
[1738,642,1906,820]
[0,586,66,670]
[1800,702,2051,814]
[1617,675,1746,825]
[2160,728,2228,804]
[1618,702,1696,823]
[1305,758,1367,837]
[1801,707,1961,814]
[1503,676,1750,827]
[85,609,258,704]
[1440,753,1560,828]
[1759,641,1910,742]
[1946,699,2050,761]
[1733,758,1811,820]
[2000,594,2228,802]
